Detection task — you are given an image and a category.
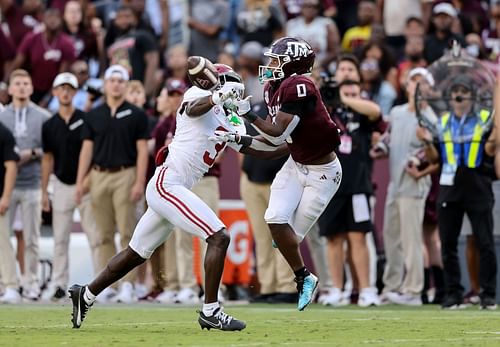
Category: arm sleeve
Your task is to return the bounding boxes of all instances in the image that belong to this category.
[135,111,150,140]
[41,121,52,153]
[80,114,93,140]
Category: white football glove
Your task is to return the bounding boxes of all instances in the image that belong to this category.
[233,96,252,116]
[219,82,245,99]
[211,89,236,106]
[208,130,239,143]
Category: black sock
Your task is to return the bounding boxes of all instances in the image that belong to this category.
[431,265,446,295]
[422,268,430,304]
[294,267,310,280]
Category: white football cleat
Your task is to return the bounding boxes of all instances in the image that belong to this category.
[112,282,137,304]
[358,287,381,307]
[0,288,22,304]
[156,290,178,304]
[175,287,199,304]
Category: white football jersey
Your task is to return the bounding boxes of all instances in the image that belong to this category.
[164,86,245,188]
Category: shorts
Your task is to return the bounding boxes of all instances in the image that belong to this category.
[319,193,372,236]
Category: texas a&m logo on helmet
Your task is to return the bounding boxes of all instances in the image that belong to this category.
[259,37,315,83]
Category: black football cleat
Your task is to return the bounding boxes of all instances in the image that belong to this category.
[68,284,93,329]
[198,307,246,331]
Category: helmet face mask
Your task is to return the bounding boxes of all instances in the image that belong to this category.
[259,37,315,84]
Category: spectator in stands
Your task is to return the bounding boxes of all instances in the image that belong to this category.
[359,42,397,115]
[424,3,466,64]
[0,123,20,304]
[160,44,190,87]
[376,0,430,53]
[396,35,427,104]
[416,75,497,309]
[237,41,265,105]
[62,1,100,62]
[9,8,77,104]
[341,0,376,53]
[0,0,42,46]
[373,67,436,306]
[105,6,159,98]
[188,0,229,62]
[319,55,382,307]
[482,2,500,62]
[75,65,149,303]
[236,0,285,47]
[0,29,16,86]
[47,60,103,113]
[41,72,98,301]
[286,0,340,67]
[0,69,50,300]
[405,16,426,39]
[240,100,296,303]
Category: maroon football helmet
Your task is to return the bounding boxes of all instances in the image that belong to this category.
[259,37,315,84]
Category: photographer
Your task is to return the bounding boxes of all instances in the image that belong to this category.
[417,75,497,310]
[372,68,438,306]
[318,54,382,307]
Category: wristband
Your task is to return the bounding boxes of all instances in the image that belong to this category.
[237,135,253,147]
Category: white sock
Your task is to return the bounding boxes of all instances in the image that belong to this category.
[84,286,96,304]
[202,302,220,317]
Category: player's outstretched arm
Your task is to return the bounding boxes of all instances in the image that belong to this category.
[239,140,289,160]
[186,89,237,117]
[209,131,289,159]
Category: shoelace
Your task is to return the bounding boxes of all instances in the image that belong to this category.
[214,308,233,324]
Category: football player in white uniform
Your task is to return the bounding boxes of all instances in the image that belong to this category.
[69,64,288,331]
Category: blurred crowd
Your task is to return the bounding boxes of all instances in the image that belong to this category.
[0,0,499,309]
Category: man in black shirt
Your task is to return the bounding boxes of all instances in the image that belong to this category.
[76,64,149,303]
[424,3,466,64]
[106,6,159,98]
[0,123,20,304]
[41,73,98,301]
[318,55,382,307]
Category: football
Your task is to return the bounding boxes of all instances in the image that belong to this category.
[187,56,219,90]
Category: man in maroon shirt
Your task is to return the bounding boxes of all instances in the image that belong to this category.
[0,0,42,46]
[9,8,76,104]
[224,37,342,311]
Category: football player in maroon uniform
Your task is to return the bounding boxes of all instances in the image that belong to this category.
[217,37,343,311]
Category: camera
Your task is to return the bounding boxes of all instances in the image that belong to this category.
[84,83,103,101]
[319,73,341,109]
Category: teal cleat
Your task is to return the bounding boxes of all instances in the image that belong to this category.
[296,273,319,311]
[272,240,278,248]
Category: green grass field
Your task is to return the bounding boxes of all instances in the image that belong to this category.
[1,303,499,347]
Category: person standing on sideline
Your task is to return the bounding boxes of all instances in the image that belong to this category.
[75,65,149,303]
[41,72,98,301]
[417,75,497,309]
[0,69,50,300]
[0,123,20,304]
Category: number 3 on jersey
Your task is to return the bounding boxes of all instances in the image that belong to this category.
[203,126,228,166]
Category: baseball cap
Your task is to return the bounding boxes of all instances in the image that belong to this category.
[165,78,187,94]
[433,3,457,17]
[53,72,78,89]
[450,74,473,90]
[408,67,435,86]
[104,64,130,81]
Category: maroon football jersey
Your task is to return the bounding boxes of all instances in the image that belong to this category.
[263,75,340,164]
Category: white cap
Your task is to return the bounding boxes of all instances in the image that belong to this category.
[52,72,78,89]
[104,64,130,81]
[433,3,457,17]
[408,67,435,86]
